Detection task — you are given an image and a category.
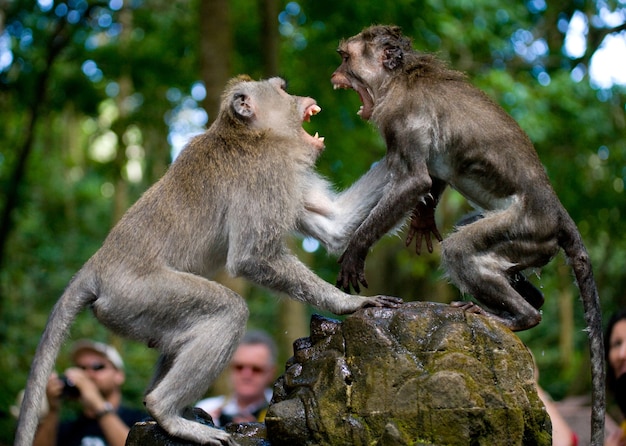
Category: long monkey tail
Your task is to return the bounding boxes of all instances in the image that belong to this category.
[558,210,605,446]
[14,274,96,446]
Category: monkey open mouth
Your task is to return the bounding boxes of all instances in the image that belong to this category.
[332,81,375,121]
[302,101,325,150]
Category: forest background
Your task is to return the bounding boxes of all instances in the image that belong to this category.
[1,0,625,443]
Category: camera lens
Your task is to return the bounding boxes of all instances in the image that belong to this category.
[59,375,81,399]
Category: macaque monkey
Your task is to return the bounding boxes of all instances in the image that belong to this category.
[14,75,401,446]
[331,25,604,445]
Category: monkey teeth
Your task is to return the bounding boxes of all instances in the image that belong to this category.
[304,105,321,122]
[305,130,325,150]
[302,103,324,149]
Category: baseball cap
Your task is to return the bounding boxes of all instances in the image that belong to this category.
[71,340,125,370]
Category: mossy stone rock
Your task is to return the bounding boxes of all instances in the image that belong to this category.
[265,301,551,446]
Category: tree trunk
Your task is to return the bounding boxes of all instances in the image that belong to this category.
[259,0,279,76]
[111,5,134,225]
[199,0,232,123]
[0,16,72,326]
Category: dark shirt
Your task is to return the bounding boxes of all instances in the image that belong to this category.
[57,406,146,446]
[218,404,268,426]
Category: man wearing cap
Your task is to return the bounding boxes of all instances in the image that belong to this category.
[32,340,145,446]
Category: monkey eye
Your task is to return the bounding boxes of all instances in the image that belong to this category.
[268,77,289,93]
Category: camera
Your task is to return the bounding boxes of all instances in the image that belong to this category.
[59,375,81,399]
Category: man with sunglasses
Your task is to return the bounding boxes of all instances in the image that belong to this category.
[196,330,278,427]
[32,340,145,446]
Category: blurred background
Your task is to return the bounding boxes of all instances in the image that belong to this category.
[0,0,625,442]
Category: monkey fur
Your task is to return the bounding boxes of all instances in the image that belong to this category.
[14,75,402,446]
[331,25,604,445]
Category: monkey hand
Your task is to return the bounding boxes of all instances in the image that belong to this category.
[360,295,404,310]
[332,295,403,315]
[405,199,442,255]
[336,250,368,294]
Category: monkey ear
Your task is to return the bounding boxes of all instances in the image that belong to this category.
[382,46,403,71]
[232,93,256,120]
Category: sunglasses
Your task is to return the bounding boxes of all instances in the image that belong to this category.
[77,363,108,372]
[231,363,267,374]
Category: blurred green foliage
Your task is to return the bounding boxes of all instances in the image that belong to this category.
[1,0,625,442]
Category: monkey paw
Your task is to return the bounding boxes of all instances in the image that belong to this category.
[405,202,443,255]
[362,295,404,309]
[224,437,240,446]
[450,300,487,315]
[336,251,368,294]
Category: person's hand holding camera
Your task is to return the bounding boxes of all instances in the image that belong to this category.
[62,367,109,417]
[44,373,64,414]
[45,367,107,417]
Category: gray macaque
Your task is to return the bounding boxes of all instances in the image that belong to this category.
[331,25,604,445]
[14,75,401,446]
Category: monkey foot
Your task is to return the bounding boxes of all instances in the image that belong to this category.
[450,300,487,315]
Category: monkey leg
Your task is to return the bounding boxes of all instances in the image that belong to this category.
[444,251,541,331]
[101,270,247,445]
[510,272,544,310]
[441,211,557,331]
[146,337,243,446]
[453,211,545,310]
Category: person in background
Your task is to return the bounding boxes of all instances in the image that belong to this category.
[532,348,579,446]
[31,339,145,446]
[196,330,278,426]
[536,385,578,446]
[605,309,626,446]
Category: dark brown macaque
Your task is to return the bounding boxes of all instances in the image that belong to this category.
[331,25,603,445]
[14,75,401,446]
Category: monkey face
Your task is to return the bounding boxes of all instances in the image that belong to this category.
[331,39,378,121]
[331,26,411,121]
[227,76,325,153]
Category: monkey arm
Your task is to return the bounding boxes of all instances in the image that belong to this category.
[230,250,401,315]
[337,160,433,293]
[405,177,446,255]
[298,161,389,254]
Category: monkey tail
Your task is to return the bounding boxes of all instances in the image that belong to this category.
[14,273,96,446]
[558,210,605,446]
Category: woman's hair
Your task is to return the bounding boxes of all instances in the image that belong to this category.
[605,308,626,393]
